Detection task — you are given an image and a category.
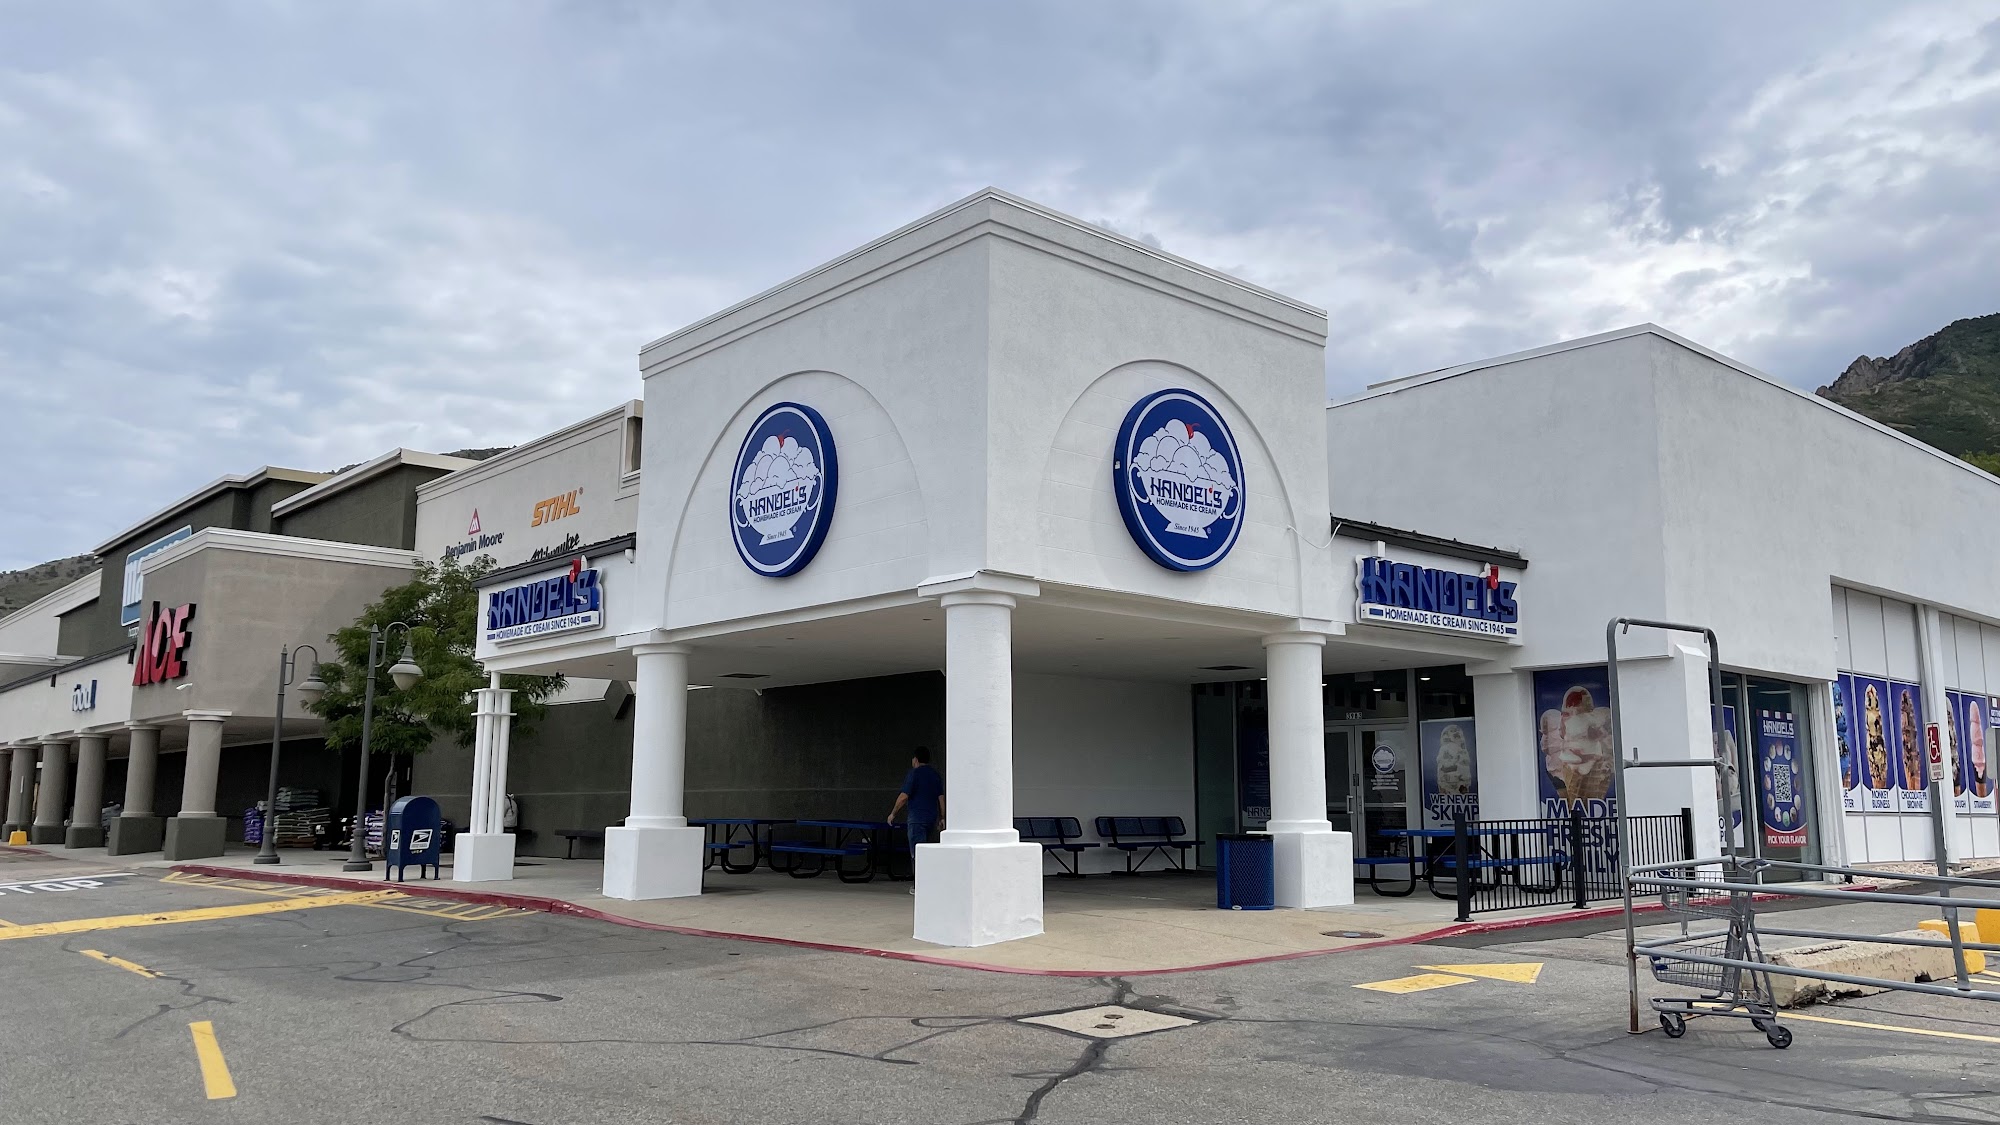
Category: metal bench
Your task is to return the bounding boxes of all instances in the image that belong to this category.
[1092,816,1199,874]
[768,841,875,882]
[1015,816,1098,876]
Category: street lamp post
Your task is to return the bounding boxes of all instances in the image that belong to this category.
[256,644,325,864]
[343,622,425,873]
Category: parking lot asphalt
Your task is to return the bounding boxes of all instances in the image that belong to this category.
[1,849,1995,1125]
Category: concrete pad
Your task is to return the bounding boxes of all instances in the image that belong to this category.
[1768,929,1978,1007]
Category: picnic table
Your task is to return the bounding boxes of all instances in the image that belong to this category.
[690,818,792,874]
[770,819,906,883]
[1382,825,1564,899]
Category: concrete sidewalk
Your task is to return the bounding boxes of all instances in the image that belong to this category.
[10,840,1631,973]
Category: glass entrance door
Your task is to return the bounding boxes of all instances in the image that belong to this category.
[1326,724,1414,857]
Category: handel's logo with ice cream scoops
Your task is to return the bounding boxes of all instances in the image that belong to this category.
[1113,388,1244,571]
[731,401,839,577]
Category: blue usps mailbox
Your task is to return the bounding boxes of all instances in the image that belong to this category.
[385,795,443,882]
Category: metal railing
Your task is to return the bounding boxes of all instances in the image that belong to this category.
[1444,811,1691,919]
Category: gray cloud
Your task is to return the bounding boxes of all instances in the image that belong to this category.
[2,1,1996,568]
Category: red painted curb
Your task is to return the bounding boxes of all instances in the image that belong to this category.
[166,862,1685,978]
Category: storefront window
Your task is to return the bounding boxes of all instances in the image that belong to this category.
[1324,671,1409,720]
[1718,673,1821,880]
[1416,665,1474,720]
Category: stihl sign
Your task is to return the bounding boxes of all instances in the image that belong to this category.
[132,601,197,686]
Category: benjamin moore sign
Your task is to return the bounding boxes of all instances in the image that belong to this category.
[484,563,603,644]
[1356,555,1521,641]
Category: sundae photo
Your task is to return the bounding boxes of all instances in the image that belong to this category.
[1834,680,1856,790]
[1865,684,1890,790]
[1538,684,1614,801]
[1970,700,1991,799]
[1899,690,1922,791]
[1435,723,1473,795]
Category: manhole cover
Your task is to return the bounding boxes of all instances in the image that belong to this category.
[1325,930,1383,939]
[1019,1004,1198,1039]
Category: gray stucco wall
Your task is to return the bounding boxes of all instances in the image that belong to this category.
[275,465,456,550]
[58,477,320,657]
[412,672,944,858]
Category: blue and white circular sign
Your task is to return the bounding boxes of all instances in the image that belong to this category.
[730,402,838,577]
[1113,388,1244,571]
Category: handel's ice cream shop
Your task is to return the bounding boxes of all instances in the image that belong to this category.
[445,190,2000,946]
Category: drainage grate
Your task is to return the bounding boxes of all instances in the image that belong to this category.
[1324,930,1383,939]
[1019,1004,1198,1039]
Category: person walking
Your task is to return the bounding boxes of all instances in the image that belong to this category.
[888,747,944,893]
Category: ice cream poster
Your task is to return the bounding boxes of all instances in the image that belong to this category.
[1954,691,1994,813]
[1420,719,1479,829]
[1888,680,1928,812]
[1535,667,1616,817]
[1834,673,1860,812]
[1715,704,1743,846]
[1851,674,1896,812]
[1757,710,1808,848]
[1982,698,2000,813]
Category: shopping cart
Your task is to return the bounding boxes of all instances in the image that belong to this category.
[1641,884,1791,1049]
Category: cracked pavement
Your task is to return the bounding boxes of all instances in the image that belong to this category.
[0,851,1995,1124]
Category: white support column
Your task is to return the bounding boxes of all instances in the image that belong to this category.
[108,724,164,856]
[30,739,72,845]
[604,643,703,900]
[67,734,110,849]
[1263,631,1351,908]
[914,590,1043,947]
[1917,606,1963,864]
[3,744,34,838]
[455,673,518,882]
[164,711,231,861]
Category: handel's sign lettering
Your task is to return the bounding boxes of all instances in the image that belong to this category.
[1356,556,1520,641]
[484,559,603,644]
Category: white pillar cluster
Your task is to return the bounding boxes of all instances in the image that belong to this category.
[1262,631,1353,908]
[603,643,704,900]
[454,674,519,882]
[2,744,29,837]
[30,739,71,845]
[914,587,1043,947]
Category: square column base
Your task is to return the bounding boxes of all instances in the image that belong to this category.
[29,824,65,845]
[602,825,704,901]
[65,825,105,850]
[1273,829,1353,908]
[451,832,518,883]
[913,842,1043,947]
[107,815,165,856]
[162,815,226,861]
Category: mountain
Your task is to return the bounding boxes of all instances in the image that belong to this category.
[1817,312,2000,472]
[0,555,98,622]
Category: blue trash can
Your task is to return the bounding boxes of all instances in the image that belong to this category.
[1215,833,1275,910]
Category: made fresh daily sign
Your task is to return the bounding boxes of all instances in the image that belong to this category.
[1356,556,1520,641]
[484,561,603,645]
[731,401,838,577]
[1113,388,1245,571]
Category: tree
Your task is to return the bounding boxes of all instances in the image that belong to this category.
[306,555,563,759]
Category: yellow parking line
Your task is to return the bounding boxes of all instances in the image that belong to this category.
[80,949,159,978]
[1786,1012,2000,1045]
[188,1021,236,1099]
[0,890,396,941]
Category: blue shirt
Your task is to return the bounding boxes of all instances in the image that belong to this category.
[900,764,944,822]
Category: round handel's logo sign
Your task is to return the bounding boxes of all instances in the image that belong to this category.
[1113,388,1244,571]
[731,402,839,577]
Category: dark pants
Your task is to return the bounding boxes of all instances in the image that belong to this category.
[906,818,936,860]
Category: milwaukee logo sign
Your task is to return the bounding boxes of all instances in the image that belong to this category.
[132,601,196,686]
[532,489,583,527]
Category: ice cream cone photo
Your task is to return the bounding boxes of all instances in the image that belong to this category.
[1899,690,1922,791]
[1538,684,1613,802]
[1865,684,1890,790]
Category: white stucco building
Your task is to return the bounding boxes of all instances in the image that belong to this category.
[457,189,2000,948]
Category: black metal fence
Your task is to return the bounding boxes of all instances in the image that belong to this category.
[1439,809,1693,921]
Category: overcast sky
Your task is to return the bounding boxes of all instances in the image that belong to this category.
[3,2,1998,570]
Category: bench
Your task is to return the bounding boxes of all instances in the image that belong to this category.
[1015,816,1098,876]
[555,828,604,860]
[1093,816,1199,874]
